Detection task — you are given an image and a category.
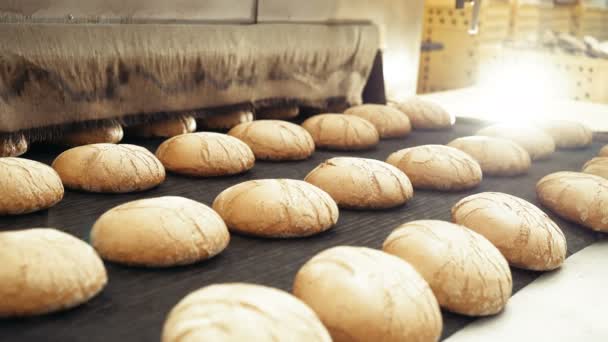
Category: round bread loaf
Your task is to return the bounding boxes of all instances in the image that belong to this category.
[600,145,608,157]
[344,104,411,138]
[257,105,300,120]
[383,220,512,316]
[301,114,379,150]
[582,157,608,179]
[198,110,253,130]
[0,158,64,215]
[393,97,454,130]
[476,124,555,160]
[0,133,28,157]
[129,115,196,138]
[59,120,123,146]
[228,120,315,160]
[155,132,254,177]
[386,145,482,191]
[212,179,338,238]
[452,192,567,270]
[537,120,592,149]
[163,283,331,342]
[52,144,165,193]
[293,246,442,342]
[536,171,608,232]
[91,196,229,267]
[0,228,107,317]
[447,136,531,176]
[305,157,413,209]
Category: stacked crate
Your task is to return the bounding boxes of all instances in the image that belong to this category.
[418,0,511,93]
[574,1,608,41]
[510,0,576,42]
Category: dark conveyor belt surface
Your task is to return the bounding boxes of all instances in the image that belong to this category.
[0,119,604,341]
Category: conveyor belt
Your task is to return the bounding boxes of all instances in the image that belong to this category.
[0,119,604,341]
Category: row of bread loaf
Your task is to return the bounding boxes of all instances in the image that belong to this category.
[2,98,608,342]
[0,182,580,342]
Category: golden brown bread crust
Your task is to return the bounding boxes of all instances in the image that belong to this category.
[59,120,124,146]
[128,115,196,138]
[447,136,531,176]
[163,283,331,342]
[476,124,555,160]
[0,133,28,157]
[537,120,592,149]
[91,196,229,267]
[536,171,608,232]
[305,157,413,209]
[228,120,315,161]
[582,157,608,180]
[293,246,443,342]
[393,97,454,130]
[0,157,64,215]
[301,114,379,150]
[383,220,512,316]
[452,192,567,271]
[198,110,254,130]
[256,105,300,120]
[155,132,254,177]
[0,228,107,317]
[386,145,482,191]
[344,104,411,138]
[52,143,165,193]
[212,179,339,238]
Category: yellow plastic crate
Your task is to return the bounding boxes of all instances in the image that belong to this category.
[574,5,608,40]
[418,0,511,93]
[510,1,577,42]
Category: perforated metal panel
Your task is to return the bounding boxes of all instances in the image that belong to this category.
[510,2,577,42]
[418,0,511,94]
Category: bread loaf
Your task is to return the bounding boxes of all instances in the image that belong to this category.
[0,157,64,215]
[0,228,107,317]
[293,246,443,342]
[156,132,254,177]
[52,143,165,193]
[452,192,567,270]
[393,97,454,130]
[476,124,555,160]
[305,157,413,209]
[537,171,608,232]
[344,104,411,138]
[256,105,300,120]
[383,220,512,316]
[91,196,230,267]
[447,136,531,176]
[198,110,253,130]
[163,283,331,342]
[386,145,482,191]
[128,115,196,138]
[582,157,608,180]
[537,120,592,149]
[301,114,379,150]
[228,120,315,160]
[59,120,123,146]
[0,133,28,157]
[213,179,338,238]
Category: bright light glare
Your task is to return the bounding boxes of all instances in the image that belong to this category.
[475,54,568,125]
